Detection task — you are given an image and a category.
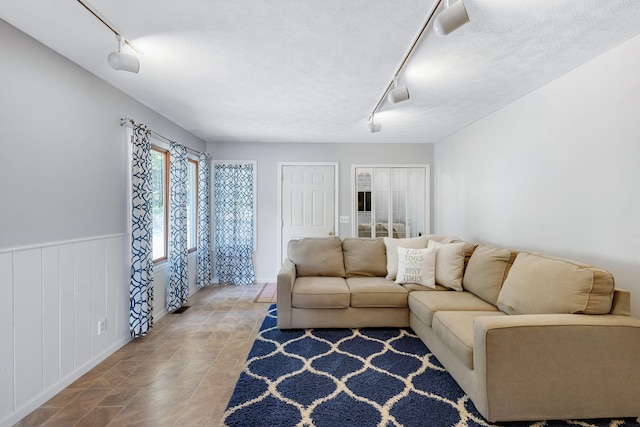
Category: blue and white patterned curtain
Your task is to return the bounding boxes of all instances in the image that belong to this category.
[214,163,255,285]
[167,142,189,311]
[197,153,212,287]
[130,124,154,338]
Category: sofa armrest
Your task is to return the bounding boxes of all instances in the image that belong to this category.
[611,288,631,315]
[276,259,296,329]
[473,314,640,421]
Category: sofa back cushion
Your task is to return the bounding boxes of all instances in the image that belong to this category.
[497,252,615,315]
[463,245,517,306]
[342,237,387,277]
[287,237,346,277]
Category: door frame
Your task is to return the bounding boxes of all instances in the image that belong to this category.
[277,162,339,269]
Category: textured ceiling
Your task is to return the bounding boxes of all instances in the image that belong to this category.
[2,0,640,144]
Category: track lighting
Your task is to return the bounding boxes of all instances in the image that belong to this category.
[107,34,140,73]
[368,116,382,133]
[434,0,470,36]
[367,0,471,133]
[366,0,443,133]
[388,77,410,104]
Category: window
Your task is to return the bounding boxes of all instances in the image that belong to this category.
[150,147,169,262]
[149,147,200,262]
[186,158,198,252]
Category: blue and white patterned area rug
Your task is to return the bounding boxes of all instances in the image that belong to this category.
[223,305,638,427]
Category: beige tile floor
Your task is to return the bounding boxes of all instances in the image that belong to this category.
[15,284,274,427]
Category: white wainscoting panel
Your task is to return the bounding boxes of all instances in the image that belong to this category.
[0,252,15,419]
[91,239,107,357]
[115,240,130,343]
[13,248,44,409]
[74,241,92,370]
[59,243,75,380]
[0,234,130,427]
[42,246,60,392]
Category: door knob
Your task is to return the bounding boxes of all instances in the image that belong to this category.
[328,230,334,236]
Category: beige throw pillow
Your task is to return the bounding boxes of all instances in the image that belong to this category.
[427,240,466,291]
[395,247,436,288]
[383,236,429,280]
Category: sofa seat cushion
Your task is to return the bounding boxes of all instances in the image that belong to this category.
[497,253,615,315]
[409,291,499,327]
[432,311,507,370]
[343,238,387,277]
[402,283,451,292]
[288,236,346,277]
[346,277,409,308]
[292,277,350,308]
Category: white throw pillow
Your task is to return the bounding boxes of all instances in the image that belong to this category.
[427,240,466,291]
[383,236,429,280]
[395,247,436,288]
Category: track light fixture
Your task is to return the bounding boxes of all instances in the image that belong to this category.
[368,116,382,133]
[434,0,470,36]
[76,0,142,74]
[108,34,140,73]
[388,77,410,104]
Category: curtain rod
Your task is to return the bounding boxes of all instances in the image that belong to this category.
[120,117,207,157]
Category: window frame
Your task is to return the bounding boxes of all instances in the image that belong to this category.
[186,157,199,254]
[151,146,170,264]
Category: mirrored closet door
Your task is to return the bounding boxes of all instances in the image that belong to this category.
[353,165,429,239]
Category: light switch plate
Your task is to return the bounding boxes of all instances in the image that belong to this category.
[339,216,349,223]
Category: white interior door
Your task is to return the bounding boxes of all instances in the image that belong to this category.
[279,163,337,265]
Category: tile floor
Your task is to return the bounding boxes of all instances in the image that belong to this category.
[14,284,273,427]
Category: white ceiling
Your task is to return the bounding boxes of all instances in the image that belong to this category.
[2,0,640,144]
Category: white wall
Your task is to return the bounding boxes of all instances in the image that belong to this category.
[208,142,434,281]
[0,19,206,426]
[434,33,640,317]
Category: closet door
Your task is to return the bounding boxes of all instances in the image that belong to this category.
[373,168,391,237]
[353,165,428,239]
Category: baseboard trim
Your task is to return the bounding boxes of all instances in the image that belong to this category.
[2,337,130,427]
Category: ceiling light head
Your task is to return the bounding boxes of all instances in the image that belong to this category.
[108,34,140,73]
[387,76,410,104]
[388,85,410,104]
[368,117,382,133]
[434,0,470,36]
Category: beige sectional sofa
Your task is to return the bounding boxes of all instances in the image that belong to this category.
[276,235,640,423]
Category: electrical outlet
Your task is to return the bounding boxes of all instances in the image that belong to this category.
[97,319,106,336]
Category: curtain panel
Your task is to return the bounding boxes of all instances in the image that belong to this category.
[197,153,212,287]
[129,124,155,338]
[167,142,189,311]
[214,163,255,286]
